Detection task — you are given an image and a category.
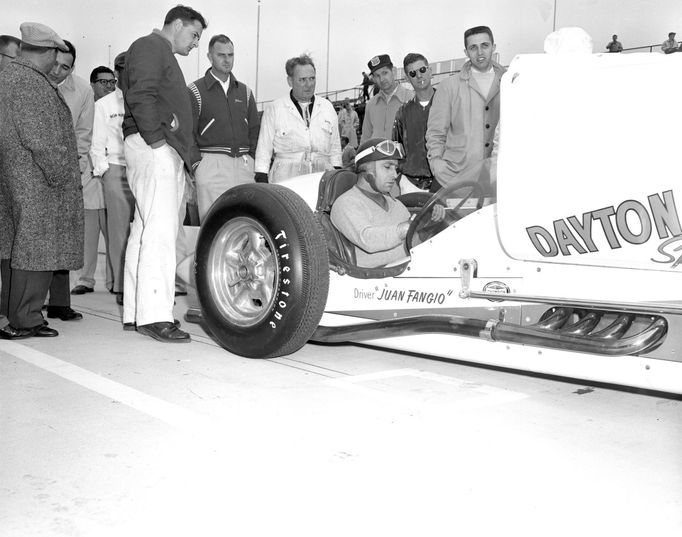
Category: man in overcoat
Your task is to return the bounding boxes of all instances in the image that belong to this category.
[0,22,84,337]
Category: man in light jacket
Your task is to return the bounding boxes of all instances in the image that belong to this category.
[426,25,505,191]
[90,52,134,307]
[254,54,341,183]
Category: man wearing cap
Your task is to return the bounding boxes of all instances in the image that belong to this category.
[426,25,505,191]
[393,53,436,191]
[188,34,260,222]
[662,32,679,54]
[255,53,341,183]
[330,138,412,268]
[48,40,110,312]
[360,54,413,144]
[0,22,83,338]
[120,5,206,343]
[90,52,134,308]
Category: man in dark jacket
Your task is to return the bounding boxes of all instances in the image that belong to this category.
[188,33,260,222]
[120,4,206,343]
[393,53,435,191]
[0,22,83,338]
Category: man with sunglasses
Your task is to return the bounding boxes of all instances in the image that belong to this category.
[393,53,435,191]
[330,138,412,268]
[360,54,413,144]
[426,25,505,191]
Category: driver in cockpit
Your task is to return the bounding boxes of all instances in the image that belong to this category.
[330,138,411,267]
[331,137,443,268]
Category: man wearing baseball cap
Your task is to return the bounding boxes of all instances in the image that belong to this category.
[0,22,83,338]
[360,54,413,144]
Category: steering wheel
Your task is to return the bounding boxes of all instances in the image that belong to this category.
[405,180,485,251]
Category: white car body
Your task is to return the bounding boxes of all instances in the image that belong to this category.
[269,52,682,394]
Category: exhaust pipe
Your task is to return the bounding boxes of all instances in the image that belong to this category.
[311,313,667,356]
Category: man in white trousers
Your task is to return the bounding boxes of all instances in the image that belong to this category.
[120,4,206,342]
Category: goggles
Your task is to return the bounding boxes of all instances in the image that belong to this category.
[354,140,404,165]
[408,65,428,78]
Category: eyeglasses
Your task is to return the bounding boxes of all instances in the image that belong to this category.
[408,66,428,78]
[0,52,16,60]
[95,79,117,86]
[355,140,404,164]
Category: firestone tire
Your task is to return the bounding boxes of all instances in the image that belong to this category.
[195,184,330,358]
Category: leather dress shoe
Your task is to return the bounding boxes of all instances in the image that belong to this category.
[71,285,94,295]
[124,319,180,331]
[46,306,83,321]
[29,325,59,337]
[115,292,124,306]
[0,324,32,339]
[137,321,191,343]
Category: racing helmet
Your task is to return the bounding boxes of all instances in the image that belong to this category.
[354,138,404,167]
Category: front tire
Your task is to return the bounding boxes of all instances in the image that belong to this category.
[195,184,329,358]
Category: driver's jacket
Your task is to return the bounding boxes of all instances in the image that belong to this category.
[255,93,342,183]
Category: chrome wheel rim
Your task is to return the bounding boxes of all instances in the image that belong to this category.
[207,217,278,327]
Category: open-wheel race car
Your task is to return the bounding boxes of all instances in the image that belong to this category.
[189,51,682,395]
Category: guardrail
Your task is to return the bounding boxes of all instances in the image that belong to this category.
[620,43,666,53]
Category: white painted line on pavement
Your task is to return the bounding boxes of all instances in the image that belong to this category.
[0,341,214,434]
[325,368,528,409]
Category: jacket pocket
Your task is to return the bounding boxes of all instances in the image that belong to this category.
[443,133,468,167]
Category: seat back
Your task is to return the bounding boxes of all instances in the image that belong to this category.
[315,169,359,267]
[316,169,358,213]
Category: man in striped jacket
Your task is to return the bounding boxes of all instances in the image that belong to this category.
[188,34,260,222]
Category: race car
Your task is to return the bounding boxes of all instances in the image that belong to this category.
[190,51,682,395]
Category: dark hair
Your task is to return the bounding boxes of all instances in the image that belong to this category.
[285,54,315,77]
[90,65,114,83]
[464,25,494,47]
[355,161,374,176]
[209,34,232,50]
[62,39,76,63]
[0,35,20,51]
[341,136,349,144]
[164,4,207,29]
[403,52,428,70]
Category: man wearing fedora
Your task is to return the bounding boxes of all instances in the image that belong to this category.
[360,54,413,144]
[0,22,83,338]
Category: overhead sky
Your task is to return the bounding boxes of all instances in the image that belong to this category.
[3,0,680,103]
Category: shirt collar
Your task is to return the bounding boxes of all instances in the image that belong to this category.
[59,73,75,91]
[355,185,390,211]
[152,29,173,50]
[210,70,230,89]
[379,84,400,102]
